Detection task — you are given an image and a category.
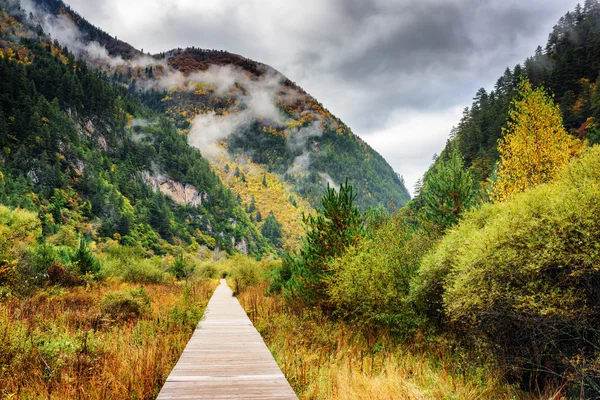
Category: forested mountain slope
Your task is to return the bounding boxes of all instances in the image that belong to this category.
[415,1,600,196]
[16,0,410,250]
[25,0,410,221]
[0,1,270,255]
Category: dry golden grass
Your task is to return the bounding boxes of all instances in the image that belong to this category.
[238,283,563,400]
[0,279,218,399]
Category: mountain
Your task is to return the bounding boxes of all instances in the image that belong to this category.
[0,0,271,255]
[0,0,410,253]
[20,0,410,250]
[414,1,600,199]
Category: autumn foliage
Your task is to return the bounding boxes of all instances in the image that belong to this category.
[491,79,582,201]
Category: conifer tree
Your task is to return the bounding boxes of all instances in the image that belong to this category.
[421,148,476,230]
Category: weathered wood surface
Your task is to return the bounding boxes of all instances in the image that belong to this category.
[157,279,298,400]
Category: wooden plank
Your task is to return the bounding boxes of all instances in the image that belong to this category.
[157,279,298,400]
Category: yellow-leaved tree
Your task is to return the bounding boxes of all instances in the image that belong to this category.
[490,79,583,201]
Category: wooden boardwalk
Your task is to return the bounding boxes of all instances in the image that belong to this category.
[157,279,298,400]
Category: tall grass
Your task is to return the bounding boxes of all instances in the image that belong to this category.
[0,280,217,399]
[238,283,563,400]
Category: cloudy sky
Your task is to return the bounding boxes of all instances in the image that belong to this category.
[65,0,579,194]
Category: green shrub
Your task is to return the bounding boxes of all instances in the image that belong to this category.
[327,214,433,334]
[19,243,80,287]
[169,253,195,280]
[72,240,101,277]
[47,225,79,248]
[414,146,600,392]
[120,259,165,284]
[102,287,151,322]
[409,206,494,326]
[25,243,58,285]
[100,242,165,284]
[0,206,41,289]
[229,255,261,295]
[196,262,219,280]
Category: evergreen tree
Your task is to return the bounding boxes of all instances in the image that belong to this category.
[247,195,256,213]
[271,179,363,306]
[421,148,476,230]
[72,239,101,276]
[260,212,282,248]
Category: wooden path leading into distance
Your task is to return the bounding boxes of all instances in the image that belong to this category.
[157,279,298,400]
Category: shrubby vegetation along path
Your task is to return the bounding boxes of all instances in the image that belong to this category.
[157,279,298,399]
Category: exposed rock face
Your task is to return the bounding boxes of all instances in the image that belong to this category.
[230,236,248,255]
[142,170,204,207]
[235,238,248,254]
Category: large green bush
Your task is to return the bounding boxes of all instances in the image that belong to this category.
[327,213,433,334]
[413,146,600,392]
[100,242,166,284]
[229,255,261,295]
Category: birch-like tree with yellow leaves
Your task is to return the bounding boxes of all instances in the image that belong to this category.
[490,79,582,201]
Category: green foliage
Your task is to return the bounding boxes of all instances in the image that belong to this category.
[260,212,282,248]
[262,172,268,187]
[169,253,195,280]
[23,243,60,286]
[327,212,434,335]
[72,240,101,277]
[420,149,476,230]
[415,147,600,391]
[100,243,166,284]
[229,255,260,295]
[196,262,219,280]
[271,179,363,306]
[101,287,151,322]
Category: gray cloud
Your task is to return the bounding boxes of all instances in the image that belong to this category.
[62,0,579,193]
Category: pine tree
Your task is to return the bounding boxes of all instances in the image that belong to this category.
[262,172,268,187]
[421,148,476,230]
[271,179,363,305]
[247,195,256,213]
[73,239,101,276]
[261,212,281,248]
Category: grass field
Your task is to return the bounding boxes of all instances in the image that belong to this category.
[0,279,217,399]
[238,283,562,400]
